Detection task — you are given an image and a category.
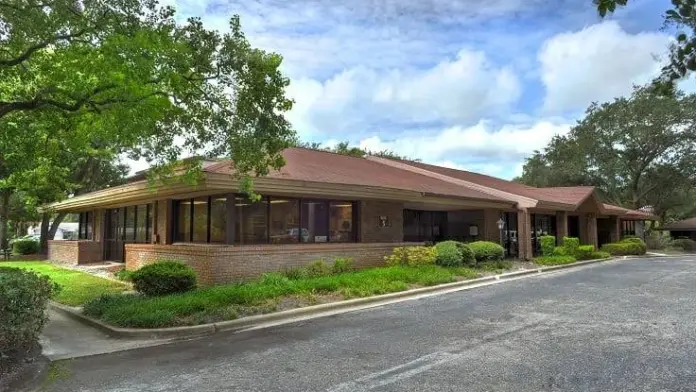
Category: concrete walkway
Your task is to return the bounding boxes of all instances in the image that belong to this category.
[40,310,174,361]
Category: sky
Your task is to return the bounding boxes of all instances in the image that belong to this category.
[148,0,693,180]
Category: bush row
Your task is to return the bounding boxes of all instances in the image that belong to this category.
[12,238,40,255]
[386,241,504,268]
[600,237,647,256]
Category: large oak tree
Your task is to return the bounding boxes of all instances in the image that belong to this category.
[517,85,696,221]
[0,0,296,248]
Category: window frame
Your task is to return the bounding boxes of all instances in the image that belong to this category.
[77,211,92,240]
[173,195,358,245]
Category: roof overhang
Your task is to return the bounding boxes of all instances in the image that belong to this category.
[44,172,517,212]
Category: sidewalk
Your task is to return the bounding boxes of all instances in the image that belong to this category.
[40,309,174,361]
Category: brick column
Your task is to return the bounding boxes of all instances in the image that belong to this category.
[556,211,568,245]
[483,209,502,243]
[610,217,621,243]
[517,209,532,260]
[586,213,598,249]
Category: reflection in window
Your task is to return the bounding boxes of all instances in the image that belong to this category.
[330,202,353,242]
[135,205,148,243]
[301,200,329,243]
[210,197,227,243]
[125,206,136,241]
[78,212,93,240]
[176,200,192,242]
[235,197,268,244]
[192,197,208,242]
[270,198,300,244]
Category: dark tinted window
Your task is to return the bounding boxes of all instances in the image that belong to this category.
[176,200,192,242]
[235,197,268,244]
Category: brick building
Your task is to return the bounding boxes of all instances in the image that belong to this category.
[46,148,656,285]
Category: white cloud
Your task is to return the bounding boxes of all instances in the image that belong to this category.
[286,49,521,138]
[358,120,571,163]
[539,21,670,113]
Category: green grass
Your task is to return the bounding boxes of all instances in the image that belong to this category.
[83,265,485,328]
[533,255,577,266]
[0,261,129,306]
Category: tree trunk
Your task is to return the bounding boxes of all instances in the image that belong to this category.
[39,213,50,254]
[0,189,9,250]
[48,212,67,239]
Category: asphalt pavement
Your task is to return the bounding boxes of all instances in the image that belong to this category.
[40,256,696,392]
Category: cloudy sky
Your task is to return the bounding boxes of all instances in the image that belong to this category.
[156,0,690,179]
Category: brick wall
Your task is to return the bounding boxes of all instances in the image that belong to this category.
[586,213,598,249]
[482,209,502,242]
[359,200,404,243]
[517,209,532,260]
[125,242,422,285]
[48,240,103,265]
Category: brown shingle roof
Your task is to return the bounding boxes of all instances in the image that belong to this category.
[398,160,595,205]
[660,217,696,230]
[205,148,509,202]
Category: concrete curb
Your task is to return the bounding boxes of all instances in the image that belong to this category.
[50,257,617,339]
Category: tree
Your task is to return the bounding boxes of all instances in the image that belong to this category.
[517,85,696,219]
[595,0,696,80]
[0,0,296,248]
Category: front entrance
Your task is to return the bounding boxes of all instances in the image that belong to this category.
[103,204,154,262]
[104,208,124,262]
[568,215,580,238]
[597,218,612,247]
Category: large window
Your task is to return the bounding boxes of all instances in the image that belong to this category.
[270,198,300,244]
[173,195,356,245]
[135,204,151,243]
[622,220,636,237]
[78,212,93,240]
[210,196,228,243]
[330,201,353,243]
[235,196,268,244]
[402,210,447,242]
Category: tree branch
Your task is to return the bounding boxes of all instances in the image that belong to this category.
[0,29,88,67]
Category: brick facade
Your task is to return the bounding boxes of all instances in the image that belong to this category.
[610,216,621,243]
[586,213,598,249]
[556,211,568,245]
[359,200,403,242]
[48,240,103,265]
[125,242,421,285]
[482,209,502,242]
[517,209,532,260]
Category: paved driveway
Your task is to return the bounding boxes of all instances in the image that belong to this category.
[42,256,696,392]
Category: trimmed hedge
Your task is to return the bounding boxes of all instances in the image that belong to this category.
[600,238,647,256]
[457,243,477,267]
[0,267,58,362]
[553,246,566,256]
[562,236,580,256]
[131,261,197,297]
[12,238,39,255]
[576,245,595,260]
[468,241,505,262]
[539,235,556,257]
[384,246,437,267]
[590,251,611,260]
[434,241,463,267]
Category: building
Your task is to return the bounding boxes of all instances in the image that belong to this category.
[27,222,79,240]
[660,218,696,240]
[45,148,656,285]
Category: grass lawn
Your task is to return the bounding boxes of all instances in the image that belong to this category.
[533,255,578,266]
[0,261,130,306]
[83,265,484,328]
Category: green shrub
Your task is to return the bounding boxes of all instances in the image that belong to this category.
[282,267,305,280]
[600,240,647,256]
[332,257,354,274]
[115,269,135,282]
[645,233,672,250]
[621,237,647,254]
[589,251,611,260]
[534,255,577,266]
[434,241,464,267]
[457,243,477,267]
[131,261,197,297]
[11,238,39,255]
[467,241,505,262]
[0,267,59,361]
[562,237,580,256]
[672,238,696,252]
[305,260,332,277]
[384,246,437,267]
[553,246,566,256]
[576,245,595,260]
[539,235,556,257]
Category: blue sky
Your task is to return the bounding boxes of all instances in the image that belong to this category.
[155,0,690,179]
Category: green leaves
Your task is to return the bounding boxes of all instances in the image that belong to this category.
[518,84,696,218]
